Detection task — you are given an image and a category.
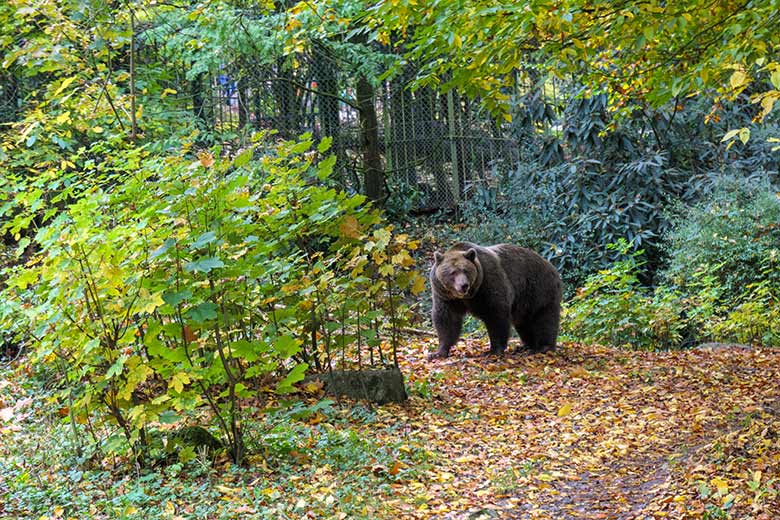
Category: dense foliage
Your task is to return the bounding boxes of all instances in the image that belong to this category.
[0,375,432,518]
[560,175,780,350]
[441,86,778,283]
[1,133,423,464]
[561,241,685,350]
[563,223,780,349]
[662,177,780,301]
[370,0,780,119]
[371,0,780,314]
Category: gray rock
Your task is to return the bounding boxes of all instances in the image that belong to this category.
[307,367,408,404]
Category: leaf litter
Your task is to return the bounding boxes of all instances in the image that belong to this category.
[2,339,779,519]
[376,339,780,519]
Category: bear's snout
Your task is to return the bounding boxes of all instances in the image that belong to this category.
[453,274,471,296]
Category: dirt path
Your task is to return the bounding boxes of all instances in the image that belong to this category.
[376,340,780,519]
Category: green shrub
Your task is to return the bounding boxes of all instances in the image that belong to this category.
[706,276,780,347]
[659,177,780,346]
[448,153,691,292]
[662,177,780,302]
[562,240,688,350]
[564,234,780,349]
[453,163,561,253]
[1,132,424,465]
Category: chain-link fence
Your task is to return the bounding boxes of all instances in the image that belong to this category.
[383,66,522,211]
[0,72,20,125]
[172,46,520,212]
[0,41,522,213]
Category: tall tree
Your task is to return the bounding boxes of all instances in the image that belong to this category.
[357,74,384,201]
[370,0,780,124]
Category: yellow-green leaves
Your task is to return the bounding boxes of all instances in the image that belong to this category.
[4,131,422,465]
[721,127,750,148]
[170,372,191,394]
[317,136,333,153]
[729,69,748,91]
[711,476,729,496]
[183,257,224,274]
[105,355,127,379]
[370,0,780,118]
[233,148,254,169]
[119,359,153,401]
[770,67,780,90]
[756,89,780,122]
[556,403,573,417]
[316,154,337,180]
[276,363,309,394]
[52,76,78,98]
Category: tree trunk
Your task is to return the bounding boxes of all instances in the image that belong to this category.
[237,69,248,129]
[191,72,210,130]
[357,75,384,202]
[129,8,137,141]
[274,58,298,139]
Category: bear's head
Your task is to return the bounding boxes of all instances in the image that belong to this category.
[433,248,481,299]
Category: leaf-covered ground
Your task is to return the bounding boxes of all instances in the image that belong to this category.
[381,340,780,519]
[2,340,780,519]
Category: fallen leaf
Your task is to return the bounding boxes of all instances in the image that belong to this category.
[557,403,573,417]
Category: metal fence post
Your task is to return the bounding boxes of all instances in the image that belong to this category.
[447,90,460,204]
[383,84,392,176]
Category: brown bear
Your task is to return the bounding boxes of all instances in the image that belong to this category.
[429,242,562,359]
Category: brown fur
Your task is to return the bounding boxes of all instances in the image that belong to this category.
[429,242,562,359]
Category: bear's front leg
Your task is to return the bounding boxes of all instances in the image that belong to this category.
[430,302,464,360]
[483,316,511,356]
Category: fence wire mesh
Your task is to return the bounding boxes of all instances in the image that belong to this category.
[0,72,20,125]
[155,42,525,211]
[1,39,525,212]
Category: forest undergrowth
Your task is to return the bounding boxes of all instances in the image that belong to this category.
[3,338,779,519]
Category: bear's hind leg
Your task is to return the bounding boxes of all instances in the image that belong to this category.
[515,322,537,351]
[530,304,560,352]
[483,316,511,356]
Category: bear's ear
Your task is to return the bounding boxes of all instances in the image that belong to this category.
[464,248,477,262]
[434,251,443,264]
